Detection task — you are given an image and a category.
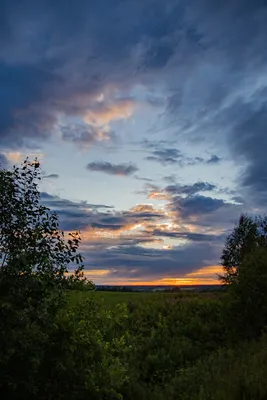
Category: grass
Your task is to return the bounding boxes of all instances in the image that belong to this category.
[65,289,267,399]
[66,290,164,307]
[67,290,222,308]
[164,334,267,400]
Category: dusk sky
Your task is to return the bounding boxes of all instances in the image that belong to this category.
[1,0,267,285]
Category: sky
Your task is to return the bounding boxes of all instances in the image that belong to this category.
[1,0,267,285]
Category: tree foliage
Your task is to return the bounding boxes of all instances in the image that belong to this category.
[0,159,95,398]
[231,247,267,337]
[0,159,85,287]
[219,214,267,285]
[220,213,267,338]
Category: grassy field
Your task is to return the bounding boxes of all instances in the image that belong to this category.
[67,289,220,308]
[67,290,162,307]
[64,289,267,399]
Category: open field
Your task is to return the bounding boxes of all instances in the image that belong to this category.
[64,288,267,399]
[67,290,162,307]
[66,290,221,308]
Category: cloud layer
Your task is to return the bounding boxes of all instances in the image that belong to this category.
[1,0,267,283]
[40,180,243,283]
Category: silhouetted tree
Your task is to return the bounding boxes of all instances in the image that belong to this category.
[0,159,93,397]
[219,214,259,285]
[231,247,267,337]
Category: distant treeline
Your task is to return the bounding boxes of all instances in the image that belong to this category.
[96,285,222,293]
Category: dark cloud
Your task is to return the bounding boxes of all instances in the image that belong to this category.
[41,192,113,211]
[163,175,176,183]
[169,195,226,219]
[162,0,267,203]
[226,100,267,204]
[43,173,59,179]
[40,192,165,233]
[80,242,221,281]
[61,124,115,147]
[40,191,114,230]
[135,176,154,182]
[207,155,221,164]
[145,145,221,167]
[165,181,216,196]
[0,63,60,147]
[150,230,226,243]
[145,148,183,165]
[86,161,138,176]
[231,196,244,204]
[0,0,186,148]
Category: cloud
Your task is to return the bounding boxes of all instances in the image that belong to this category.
[141,181,217,202]
[38,189,244,283]
[2,0,266,210]
[80,241,222,282]
[135,176,154,182]
[144,144,222,167]
[0,153,8,168]
[0,151,44,166]
[0,1,182,149]
[40,192,114,231]
[165,181,216,196]
[169,195,226,219]
[0,63,60,148]
[41,191,166,236]
[150,230,226,243]
[231,196,244,204]
[2,0,266,282]
[145,148,183,165]
[61,123,114,148]
[161,0,267,204]
[43,174,59,179]
[225,99,267,204]
[83,98,136,126]
[207,155,221,164]
[86,161,138,176]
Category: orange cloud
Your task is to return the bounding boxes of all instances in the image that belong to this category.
[84,98,136,127]
[130,203,161,213]
[183,265,222,284]
[147,191,170,201]
[4,151,44,164]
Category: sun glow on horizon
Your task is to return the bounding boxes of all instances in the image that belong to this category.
[81,264,222,286]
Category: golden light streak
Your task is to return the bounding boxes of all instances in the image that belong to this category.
[186,265,223,277]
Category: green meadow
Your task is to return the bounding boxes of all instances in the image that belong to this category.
[62,289,267,400]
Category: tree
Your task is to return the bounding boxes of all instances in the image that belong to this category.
[0,159,94,397]
[231,247,267,337]
[219,214,259,285]
[0,159,85,289]
[219,214,267,338]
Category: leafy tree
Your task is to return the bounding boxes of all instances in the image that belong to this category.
[219,214,259,285]
[0,158,85,288]
[0,159,93,397]
[219,214,267,337]
[230,247,267,338]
